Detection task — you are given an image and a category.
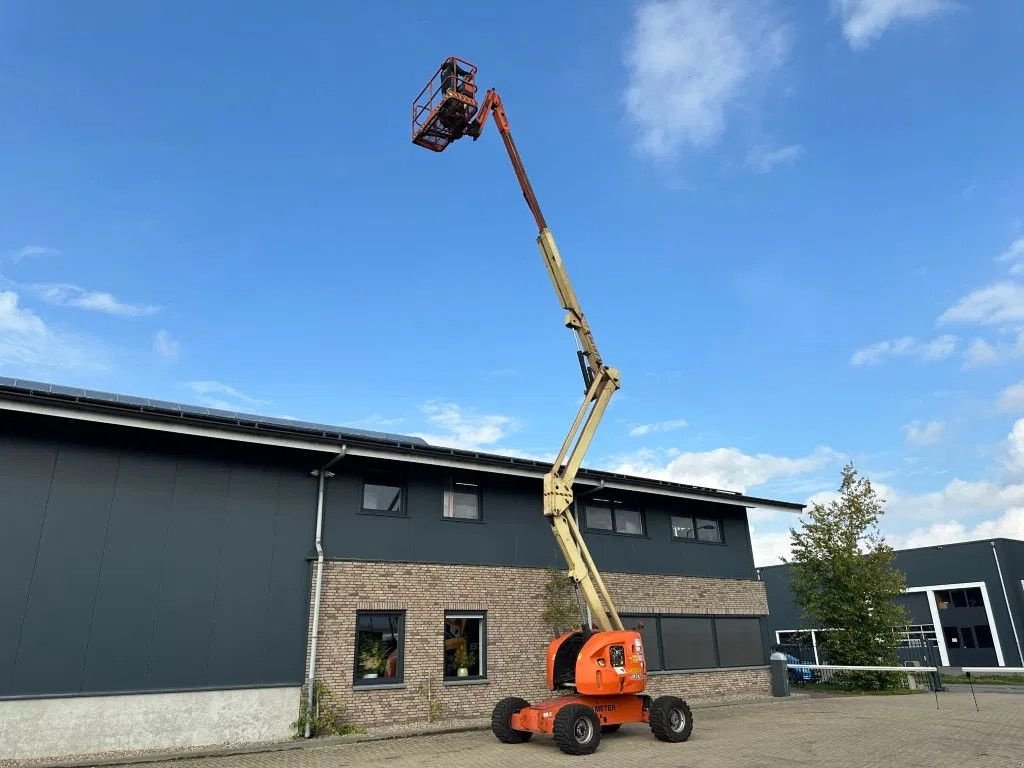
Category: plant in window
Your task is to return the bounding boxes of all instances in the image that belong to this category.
[358,636,387,678]
[453,645,477,677]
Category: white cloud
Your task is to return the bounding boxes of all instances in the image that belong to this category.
[623,0,788,160]
[745,144,804,174]
[836,0,955,50]
[32,282,159,317]
[613,444,835,492]
[0,290,106,374]
[998,382,1024,413]
[939,281,1024,326]
[413,401,518,451]
[895,507,1024,550]
[850,334,957,365]
[5,245,57,263]
[998,237,1024,275]
[186,380,268,411]
[153,330,180,360]
[902,420,945,446]
[963,338,999,368]
[750,525,793,567]
[629,417,689,437]
[1005,418,1024,476]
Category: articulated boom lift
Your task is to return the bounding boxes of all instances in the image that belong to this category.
[412,58,693,756]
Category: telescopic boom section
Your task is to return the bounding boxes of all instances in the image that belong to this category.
[470,89,624,632]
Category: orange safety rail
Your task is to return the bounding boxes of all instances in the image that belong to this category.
[411,56,479,152]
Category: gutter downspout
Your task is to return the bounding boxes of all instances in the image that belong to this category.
[304,446,346,738]
[992,540,1023,667]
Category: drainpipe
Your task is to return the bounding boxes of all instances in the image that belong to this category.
[304,446,346,738]
[991,541,1023,667]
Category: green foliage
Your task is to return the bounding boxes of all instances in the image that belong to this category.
[541,569,582,636]
[417,680,443,722]
[358,636,387,675]
[453,644,476,670]
[293,681,363,737]
[788,463,909,690]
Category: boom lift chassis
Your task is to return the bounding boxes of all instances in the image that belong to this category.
[412,57,692,756]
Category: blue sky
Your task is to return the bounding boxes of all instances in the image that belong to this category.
[2,1,1023,564]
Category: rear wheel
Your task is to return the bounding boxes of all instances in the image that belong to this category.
[553,704,602,755]
[601,724,621,734]
[491,697,532,744]
[649,696,692,743]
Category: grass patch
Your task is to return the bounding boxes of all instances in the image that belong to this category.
[798,682,926,696]
[945,674,1024,686]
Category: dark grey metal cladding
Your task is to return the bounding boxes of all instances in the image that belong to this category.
[0,414,317,697]
[323,457,756,578]
[994,539,1024,666]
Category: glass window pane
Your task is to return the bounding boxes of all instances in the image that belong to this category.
[943,626,960,647]
[965,587,984,608]
[616,508,643,535]
[716,618,765,667]
[935,590,952,609]
[627,616,662,671]
[951,590,968,608]
[960,627,976,649]
[695,518,722,543]
[363,483,402,513]
[671,515,695,539]
[975,625,994,648]
[444,614,485,678]
[661,617,716,669]
[446,482,480,520]
[586,504,613,530]
[355,612,403,683]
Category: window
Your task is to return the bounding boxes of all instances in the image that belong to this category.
[951,590,968,608]
[935,590,952,609]
[943,625,960,648]
[362,480,404,515]
[584,500,644,536]
[716,618,766,667]
[960,626,976,649]
[661,617,717,670]
[444,480,481,521]
[965,587,985,608]
[975,625,994,649]
[695,517,723,543]
[444,612,485,679]
[670,515,695,540]
[354,612,404,685]
[671,514,723,543]
[629,616,662,671]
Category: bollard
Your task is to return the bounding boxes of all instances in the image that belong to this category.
[770,652,790,697]
[906,660,920,690]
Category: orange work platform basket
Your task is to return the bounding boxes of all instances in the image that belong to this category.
[411,57,479,152]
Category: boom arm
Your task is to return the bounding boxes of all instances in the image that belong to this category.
[470,90,624,632]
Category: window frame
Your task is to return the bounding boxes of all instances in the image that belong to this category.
[583,498,646,537]
[442,478,483,523]
[360,477,407,518]
[670,513,725,545]
[443,610,487,681]
[353,610,406,686]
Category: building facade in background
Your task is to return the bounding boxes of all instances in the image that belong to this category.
[0,378,800,762]
[760,539,1024,669]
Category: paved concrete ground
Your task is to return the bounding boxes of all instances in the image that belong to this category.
[117,692,1023,768]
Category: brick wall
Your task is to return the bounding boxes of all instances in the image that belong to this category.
[306,560,770,728]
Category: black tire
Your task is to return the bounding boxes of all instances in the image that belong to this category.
[491,697,533,744]
[553,704,601,755]
[649,696,692,743]
[601,724,621,734]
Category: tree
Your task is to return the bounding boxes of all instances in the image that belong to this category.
[788,463,908,689]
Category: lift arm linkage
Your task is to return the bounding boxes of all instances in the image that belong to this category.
[471,89,624,632]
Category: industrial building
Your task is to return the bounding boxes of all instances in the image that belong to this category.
[0,377,801,761]
[759,539,1024,669]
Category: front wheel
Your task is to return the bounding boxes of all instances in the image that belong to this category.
[491,697,532,744]
[649,696,692,742]
[553,704,601,755]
